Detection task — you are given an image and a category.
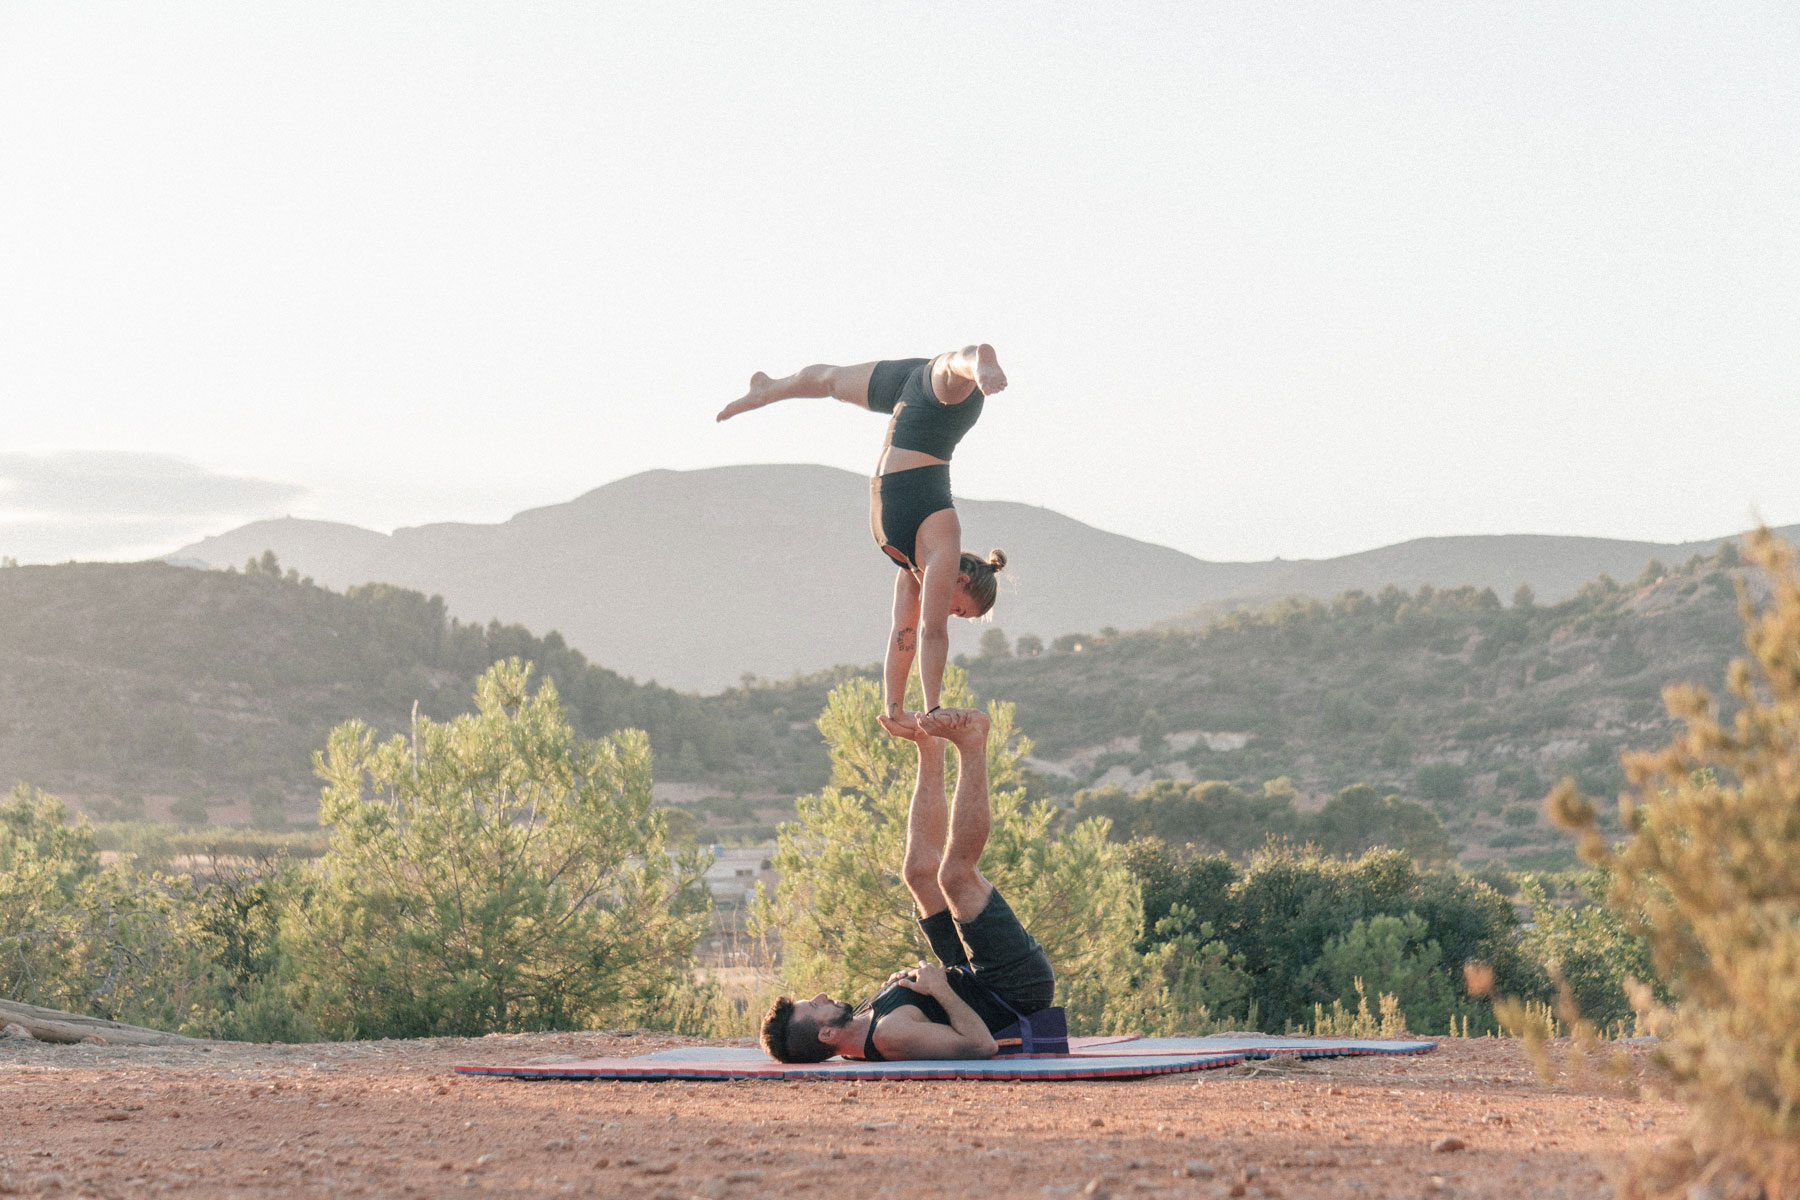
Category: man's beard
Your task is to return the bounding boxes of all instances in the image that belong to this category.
[825,1001,854,1027]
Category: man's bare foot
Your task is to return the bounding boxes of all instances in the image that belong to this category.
[974,345,1007,396]
[918,706,988,747]
[716,372,772,422]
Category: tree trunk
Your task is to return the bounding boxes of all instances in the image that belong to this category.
[0,998,204,1046]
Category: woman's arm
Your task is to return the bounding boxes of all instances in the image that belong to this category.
[883,570,923,722]
[916,551,957,713]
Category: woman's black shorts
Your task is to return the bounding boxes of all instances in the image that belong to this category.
[870,463,952,573]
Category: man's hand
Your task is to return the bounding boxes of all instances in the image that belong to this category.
[892,961,951,999]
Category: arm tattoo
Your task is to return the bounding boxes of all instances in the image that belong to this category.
[895,626,916,652]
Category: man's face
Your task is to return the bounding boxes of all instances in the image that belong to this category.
[793,993,853,1032]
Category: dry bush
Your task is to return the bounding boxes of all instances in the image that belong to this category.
[1551,530,1800,1198]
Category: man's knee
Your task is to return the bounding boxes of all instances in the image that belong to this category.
[903,851,942,896]
[936,855,983,898]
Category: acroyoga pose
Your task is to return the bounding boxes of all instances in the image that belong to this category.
[759,707,1056,1062]
[717,347,1009,729]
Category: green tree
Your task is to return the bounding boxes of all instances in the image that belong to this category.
[1377,722,1413,768]
[752,666,1144,1031]
[169,795,210,828]
[1501,803,1536,828]
[1014,633,1043,657]
[1305,912,1461,1035]
[1414,762,1468,803]
[284,659,710,1038]
[248,785,286,832]
[1310,784,1455,864]
[1137,707,1168,758]
[1073,784,1143,842]
[978,628,1012,659]
[1110,903,1252,1036]
[1512,874,1653,1032]
[0,784,222,1029]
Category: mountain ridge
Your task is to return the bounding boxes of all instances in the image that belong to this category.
[170,463,1796,692]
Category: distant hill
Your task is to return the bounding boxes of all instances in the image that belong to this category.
[0,543,1770,868]
[169,463,1796,694]
[1155,529,1799,632]
[172,465,1261,693]
[968,549,1755,864]
[0,561,831,825]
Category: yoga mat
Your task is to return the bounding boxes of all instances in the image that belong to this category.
[454,1045,1244,1082]
[454,1035,1435,1082]
[1074,1036,1438,1059]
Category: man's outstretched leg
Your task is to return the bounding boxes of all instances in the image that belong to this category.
[918,706,992,922]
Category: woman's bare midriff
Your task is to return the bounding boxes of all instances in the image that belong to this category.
[876,446,949,475]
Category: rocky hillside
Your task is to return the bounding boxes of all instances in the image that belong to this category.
[968,547,1753,863]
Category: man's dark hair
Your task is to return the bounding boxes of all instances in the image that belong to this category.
[760,996,836,1064]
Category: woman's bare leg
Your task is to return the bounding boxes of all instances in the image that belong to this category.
[931,344,1008,402]
[716,361,878,421]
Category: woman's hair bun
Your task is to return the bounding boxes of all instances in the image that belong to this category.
[987,549,1007,572]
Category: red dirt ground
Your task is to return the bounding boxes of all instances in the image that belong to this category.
[1,1032,1678,1199]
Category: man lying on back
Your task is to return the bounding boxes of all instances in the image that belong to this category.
[759,709,1056,1062]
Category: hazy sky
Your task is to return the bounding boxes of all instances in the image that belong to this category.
[3,2,1796,565]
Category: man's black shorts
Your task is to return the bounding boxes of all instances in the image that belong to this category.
[918,889,1056,1024]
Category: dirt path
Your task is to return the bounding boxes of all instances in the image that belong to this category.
[2,1033,1674,1198]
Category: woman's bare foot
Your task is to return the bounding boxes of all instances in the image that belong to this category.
[974,345,1007,396]
[918,706,989,748]
[716,372,773,422]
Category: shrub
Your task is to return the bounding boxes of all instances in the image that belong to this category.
[0,784,223,1030]
[1305,913,1461,1035]
[284,659,711,1038]
[1501,803,1537,827]
[1108,903,1252,1036]
[1310,785,1454,864]
[1072,784,1142,842]
[1551,530,1800,1195]
[1377,723,1413,767]
[1414,763,1467,802]
[1512,873,1654,1034]
[1495,765,1544,797]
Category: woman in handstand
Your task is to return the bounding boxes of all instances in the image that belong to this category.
[717,345,1009,730]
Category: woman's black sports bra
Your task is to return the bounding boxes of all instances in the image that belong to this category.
[869,359,984,461]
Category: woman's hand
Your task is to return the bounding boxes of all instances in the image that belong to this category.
[877,711,930,741]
